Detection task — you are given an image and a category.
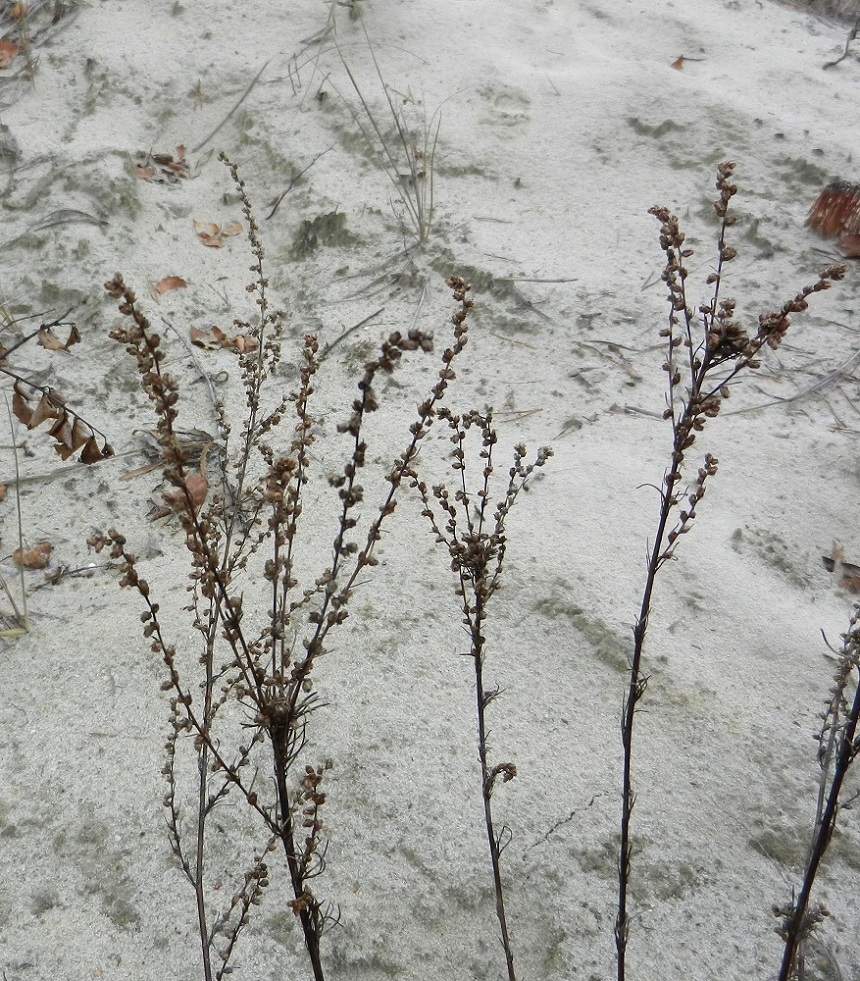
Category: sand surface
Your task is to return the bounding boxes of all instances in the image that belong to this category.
[1,1,860,979]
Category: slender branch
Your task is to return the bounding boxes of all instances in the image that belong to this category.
[616,163,844,981]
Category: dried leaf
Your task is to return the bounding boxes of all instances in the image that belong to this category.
[13,541,52,569]
[37,325,80,351]
[12,381,112,464]
[0,484,6,502]
[822,546,860,593]
[807,182,860,237]
[13,383,60,429]
[11,385,28,427]
[670,56,685,70]
[836,233,860,258]
[190,324,252,352]
[0,40,20,69]
[152,442,212,518]
[29,391,62,429]
[193,219,242,248]
[80,435,107,465]
[134,147,190,183]
[153,275,188,295]
[121,459,162,480]
[49,415,77,460]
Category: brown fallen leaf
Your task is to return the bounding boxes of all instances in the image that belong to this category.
[823,544,860,593]
[0,484,7,503]
[37,324,81,351]
[0,39,20,69]
[152,275,188,296]
[190,324,253,352]
[152,442,213,519]
[134,146,190,183]
[13,541,52,569]
[836,233,860,258]
[807,182,860,237]
[193,219,243,248]
[670,56,685,70]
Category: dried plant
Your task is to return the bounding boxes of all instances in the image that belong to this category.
[0,306,111,637]
[89,155,469,981]
[62,150,860,981]
[1,311,112,463]
[335,28,440,245]
[616,161,845,981]
[823,11,860,68]
[408,339,552,981]
[774,607,860,981]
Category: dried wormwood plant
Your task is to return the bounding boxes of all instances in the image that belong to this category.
[408,376,552,981]
[773,605,860,981]
[616,161,845,981]
[89,154,470,981]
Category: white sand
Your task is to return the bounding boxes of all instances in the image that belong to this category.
[0,1,859,978]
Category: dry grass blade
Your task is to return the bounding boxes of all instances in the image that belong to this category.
[334,28,440,243]
[0,392,27,637]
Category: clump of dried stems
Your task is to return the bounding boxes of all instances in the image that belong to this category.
[617,160,848,981]
[335,27,440,246]
[89,154,469,981]
[84,153,860,981]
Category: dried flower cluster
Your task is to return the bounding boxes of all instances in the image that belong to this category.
[91,158,473,981]
[409,398,552,981]
[617,162,845,981]
[648,162,844,566]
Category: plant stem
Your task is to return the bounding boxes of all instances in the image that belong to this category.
[778,670,860,980]
[273,741,326,981]
[473,597,517,981]
[616,496,672,980]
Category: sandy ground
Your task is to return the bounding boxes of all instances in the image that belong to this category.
[1,0,860,979]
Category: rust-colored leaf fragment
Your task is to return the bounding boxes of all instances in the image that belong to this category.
[153,275,187,295]
[192,219,242,248]
[161,472,208,512]
[807,182,860,237]
[80,435,108,465]
[13,541,51,569]
[836,233,860,258]
[670,56,685,70]
[31,392,62,429]
[823,545,860,593]
[37,325,80,351]
[190,324,253,352]
[134,147,190,183]
[153,442,213,518]
[0,40,20,69]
